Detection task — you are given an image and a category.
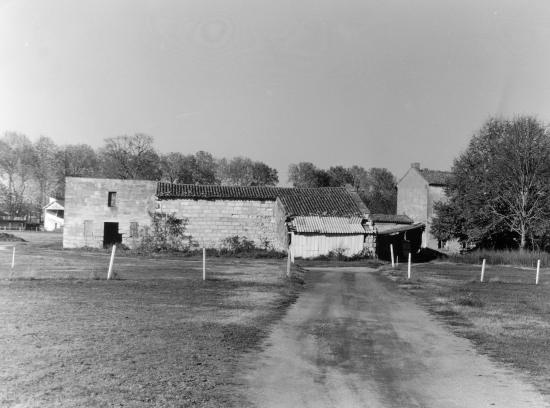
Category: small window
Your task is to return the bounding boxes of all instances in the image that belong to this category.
[129,222,139,238]
[108,192,117,207]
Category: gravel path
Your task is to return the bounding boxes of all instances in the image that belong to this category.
[241,267,549,408]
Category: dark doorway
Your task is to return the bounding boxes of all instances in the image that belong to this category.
[103,222,122,247]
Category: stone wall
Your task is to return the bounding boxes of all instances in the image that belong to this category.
[63,177,157,248]
[159,198,285,251]
[397,168,429,229]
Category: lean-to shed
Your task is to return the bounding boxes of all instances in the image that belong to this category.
[277,187,371,258]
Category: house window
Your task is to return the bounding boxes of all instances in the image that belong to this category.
[129,222,139,238]
[108,192,117,207]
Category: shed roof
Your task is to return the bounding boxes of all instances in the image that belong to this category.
[290,216,365,234]
[376,223,425,235]
[418,169,452,186]
[156,183,367,217]
[369,214,413,224]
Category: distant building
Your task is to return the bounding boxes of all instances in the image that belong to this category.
[43,198,65,231]
[397,163,459,251]
[63,177,375,258]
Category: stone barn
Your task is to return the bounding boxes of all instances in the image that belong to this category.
[63,177,373,257]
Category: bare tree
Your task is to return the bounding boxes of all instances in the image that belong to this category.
[99,134,161,180]
[0,132,35,216]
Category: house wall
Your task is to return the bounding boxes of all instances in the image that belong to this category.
[397,168,429,245]
[159,198,285,251]
[290,233,364,258]
[63,177,157,248]
[44,211,64,231]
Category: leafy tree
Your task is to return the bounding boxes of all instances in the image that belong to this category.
[191,151,218,184]
[327,166,353,187]
[218,157,278,186]
[434,116,550,250]
[288,162,331,188]
[361,168,397,214]
[99,134,161,180]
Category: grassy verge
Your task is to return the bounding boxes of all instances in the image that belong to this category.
[449,249,550,268]
[380,262,550,396]
[0,256,303,407]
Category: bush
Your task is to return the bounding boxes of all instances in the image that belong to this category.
[136,212,195,253]
[455,292,484,308]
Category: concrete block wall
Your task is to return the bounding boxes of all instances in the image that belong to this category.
[159,198,285,251]
[63,177,157,248]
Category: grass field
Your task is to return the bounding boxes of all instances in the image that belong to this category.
[0,232,302,407]
[381,261,550,395]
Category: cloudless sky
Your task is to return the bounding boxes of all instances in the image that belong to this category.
[1,0,550,185]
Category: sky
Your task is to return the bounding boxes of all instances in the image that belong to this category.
[1,0,550,185]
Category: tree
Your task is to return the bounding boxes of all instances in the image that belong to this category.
[327,166,353,187]
[434,116,550,250]
[99,134,161,180]
[218,157,278,186]
[361,168,397,214]
[0,132,34,217]
[191,151,218,184]
[31,136,61,207]
[56,144,100,198]
[288,162,331,188]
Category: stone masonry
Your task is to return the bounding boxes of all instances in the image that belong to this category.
[159,198,285,251]
[63,177,285,250]
[63,177,157,248]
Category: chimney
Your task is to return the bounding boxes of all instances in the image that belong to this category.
[411,162,420,170]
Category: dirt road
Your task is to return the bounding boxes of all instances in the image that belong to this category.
[241,267,548,408]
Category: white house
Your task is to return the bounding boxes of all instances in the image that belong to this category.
[43,198,65,231]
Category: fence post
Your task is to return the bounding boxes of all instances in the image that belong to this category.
[480,259,486,282]
[536,259,540,285]
[203,247,206,281]
[287,250,291,277]
[11,246,15,269]
[407,252,411,279]
[396,256,399,267]
[390,244,395,268]
[107,244,116,279]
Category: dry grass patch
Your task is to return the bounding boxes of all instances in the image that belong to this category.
[0,235,303,407]
[380,262,550,395]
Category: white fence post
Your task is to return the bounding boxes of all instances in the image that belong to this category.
[11,246,15,269]
[407,252,411,279]
[203,247,206,281]
[480,259,486,283]
[287,250,291,277]
[390,244,395,268]
[536,259,540,285]
[107,244,116,279]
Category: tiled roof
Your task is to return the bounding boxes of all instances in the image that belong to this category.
[419,169,452,186]
[156,183,366,217]
[369,214,413,224]
[277,189,365,217]
[290,216,365,234]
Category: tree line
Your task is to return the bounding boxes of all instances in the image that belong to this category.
[0,132,398,219]
[431,115,550,251]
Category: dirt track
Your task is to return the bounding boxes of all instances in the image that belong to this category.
[241,267,549,408]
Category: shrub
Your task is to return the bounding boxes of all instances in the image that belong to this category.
[137,211,194,253]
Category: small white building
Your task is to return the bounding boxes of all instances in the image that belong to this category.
[43,198,65,231]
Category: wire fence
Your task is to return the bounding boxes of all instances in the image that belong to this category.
[387,260,549,286]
